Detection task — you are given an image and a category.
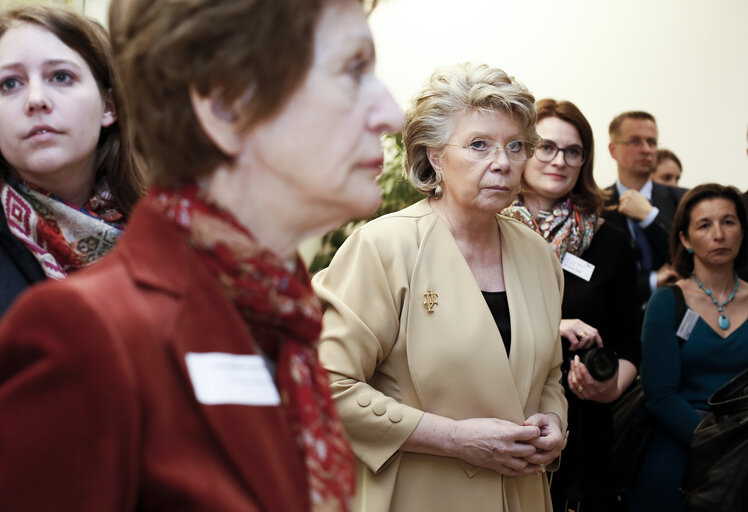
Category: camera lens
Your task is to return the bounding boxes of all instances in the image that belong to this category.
[577,347,619,381]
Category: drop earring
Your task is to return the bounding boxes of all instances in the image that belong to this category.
[434,170,443,199]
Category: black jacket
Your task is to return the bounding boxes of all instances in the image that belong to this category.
[738,190,748,282]
[0,205,45,316]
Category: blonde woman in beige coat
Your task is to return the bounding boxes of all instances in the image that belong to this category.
[313,63,567,511]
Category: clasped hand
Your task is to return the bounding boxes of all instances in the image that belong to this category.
[452,413,563,477]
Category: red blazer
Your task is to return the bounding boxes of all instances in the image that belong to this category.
[0,200,310,511]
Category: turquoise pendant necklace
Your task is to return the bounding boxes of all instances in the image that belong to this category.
[692,272,739,330]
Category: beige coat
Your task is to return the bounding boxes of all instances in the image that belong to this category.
[314,200,567,512]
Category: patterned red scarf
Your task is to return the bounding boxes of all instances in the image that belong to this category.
[502,196,603,260]
[151,183,355,512]
[1,178,124,279]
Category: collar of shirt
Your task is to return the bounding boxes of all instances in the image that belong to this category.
[616,179,653,202]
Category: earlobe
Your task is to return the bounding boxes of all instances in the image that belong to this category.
[426,147,441,170]
[189,86,242,156]
[679,231,691,252]
[101,90,117,127]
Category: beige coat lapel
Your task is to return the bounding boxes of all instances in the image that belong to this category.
[406,212,527,425]
[501,215,543,413]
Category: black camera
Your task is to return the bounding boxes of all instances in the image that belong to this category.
[573,346,619,381]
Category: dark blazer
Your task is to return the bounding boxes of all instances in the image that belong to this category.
[551,222,640,510]
[0,204,45,315]
[603,182,687,303]
[738,191,748,281]
[0,199,310,511]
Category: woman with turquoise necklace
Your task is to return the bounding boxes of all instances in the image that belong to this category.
[630,183,748,511]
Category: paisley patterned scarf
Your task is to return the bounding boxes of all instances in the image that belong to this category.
[502,196,602,260]
[1,178,124,279]
[150,183,355,512]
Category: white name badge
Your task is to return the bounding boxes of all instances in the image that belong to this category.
[676,308,699,341]
[185,352,281,406]
[561,252,595,282]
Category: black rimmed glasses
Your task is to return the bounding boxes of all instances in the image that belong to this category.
[445,139,535,164]
[534,140,587,167]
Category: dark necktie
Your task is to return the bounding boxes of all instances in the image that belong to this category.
[632,221,654,270]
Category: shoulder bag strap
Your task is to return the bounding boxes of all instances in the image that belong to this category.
[665,284,688,346]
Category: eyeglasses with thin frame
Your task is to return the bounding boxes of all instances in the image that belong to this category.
[445,139,535,163]
[614,136,658,149]
[535,140,587,167]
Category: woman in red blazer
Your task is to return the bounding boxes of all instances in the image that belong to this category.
[0,0,403,511]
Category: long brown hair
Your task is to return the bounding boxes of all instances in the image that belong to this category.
[0,5,145,215]
[535,98,606,215]
[670,183,747,276]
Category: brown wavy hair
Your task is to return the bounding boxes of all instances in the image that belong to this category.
[109,0,363,186]
[656,149,682,170]
[0,5,145,215]
[671,183,747,276]
[533,99,606,215]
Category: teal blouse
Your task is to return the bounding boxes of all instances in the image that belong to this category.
[640,285,748,446]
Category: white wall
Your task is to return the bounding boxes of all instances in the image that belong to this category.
[369,0,748,191]
[79,0,108,22]
[0,0,109,21]
[10,0,745,190]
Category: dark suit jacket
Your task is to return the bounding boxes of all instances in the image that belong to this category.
[0,199,310,511]
[603,182,687,304]
[738,190,748,281]
[0,204,45,315]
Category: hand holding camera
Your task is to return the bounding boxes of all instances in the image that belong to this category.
[568,351,621,403]
[561,318,621,403]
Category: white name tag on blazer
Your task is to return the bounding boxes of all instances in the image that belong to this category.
[561,252,595,282]
[676,308,699,341]
[185,352,281,406]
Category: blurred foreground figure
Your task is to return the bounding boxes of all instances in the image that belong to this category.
[0,0,402,510]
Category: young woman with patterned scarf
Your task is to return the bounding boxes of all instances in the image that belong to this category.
[0,0,403,511]
[0,6,144,315]
[502,99,640,512]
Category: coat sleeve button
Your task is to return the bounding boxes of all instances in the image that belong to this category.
[356,393,372,407]
[371,398,387,416]
[387,407,403,423]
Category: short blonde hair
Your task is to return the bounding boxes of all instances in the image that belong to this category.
[402,62,537,196]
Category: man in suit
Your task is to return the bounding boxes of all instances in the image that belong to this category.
[604,111,687,306]
[738,129,748,281]
[743,127,748,220]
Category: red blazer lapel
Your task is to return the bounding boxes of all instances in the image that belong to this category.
[118,201,309,511]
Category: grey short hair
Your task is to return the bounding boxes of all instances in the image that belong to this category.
[402,62,537,196]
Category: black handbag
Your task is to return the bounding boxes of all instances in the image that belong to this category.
[681,367,748,512]
[610,285,688,492]
[609,376,649,492]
